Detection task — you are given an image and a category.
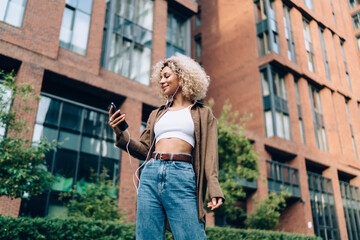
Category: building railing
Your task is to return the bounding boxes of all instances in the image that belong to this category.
[219,170,258,192]
[235,175,258,192]
[266,160,301,198]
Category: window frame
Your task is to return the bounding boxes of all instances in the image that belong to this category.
[318,27,331,81]
[0,0,27,27]
[166,8,191,58]
[309,85,328,151]
[254,0,280,57]
[303,19,316,73]
[22,92,121,217]
[59,0,94,56]
[308,172,340,240]
[101,0,154,85]
[283,4,296,63]
[260,64,292,140]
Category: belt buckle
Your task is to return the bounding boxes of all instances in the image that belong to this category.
[159,153,163,160]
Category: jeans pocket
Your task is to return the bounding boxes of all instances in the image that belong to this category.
[172,161,194,172]
[145,158,155,167]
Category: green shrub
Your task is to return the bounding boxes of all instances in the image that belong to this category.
[0,216,321,240]
[60,168,126,222]
[207,99,259,225]
[245,191,291,230]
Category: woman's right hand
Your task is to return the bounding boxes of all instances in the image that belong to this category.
[108,105,126,136]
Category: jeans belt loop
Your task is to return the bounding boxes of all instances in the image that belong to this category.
[170,153,174,161]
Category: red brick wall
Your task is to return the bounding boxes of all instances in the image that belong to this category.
[200,0,360,235]
[0,197,21,217]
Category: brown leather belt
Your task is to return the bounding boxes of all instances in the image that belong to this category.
[151,152,192,163]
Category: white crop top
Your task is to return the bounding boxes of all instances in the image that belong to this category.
[154,106,195,147]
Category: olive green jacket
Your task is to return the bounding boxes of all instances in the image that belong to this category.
[115,101,225,224]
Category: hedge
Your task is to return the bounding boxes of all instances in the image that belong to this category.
[0,216,321,240]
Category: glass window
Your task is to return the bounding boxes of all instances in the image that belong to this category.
[309,85,328,151]
[295,80,306,144]
[356,36,360,51]
[195,7,201,29]
[283,5,296,62]
[166,10,190,57]
[352,13,360,30]
[20,94,121,217]
[329,0,337,28]
[260,65,291,140]
[102,0,154,85]
[255,0,279,57]
[340,181,360,240]
[348,0,360,9]
[0,78,12,139]
[304,0,314,10]
[0,0,27,27]
[195,34,202,58]
[308,172,340,240]
[59,0,93,55]
[319,28,331,80]
[303,19,316,73]
[346,100,359,160]
[341,40,352,91]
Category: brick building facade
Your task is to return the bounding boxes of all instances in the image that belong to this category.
[0,0,360,239]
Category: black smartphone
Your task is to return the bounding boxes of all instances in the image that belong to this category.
[107,102,128,131]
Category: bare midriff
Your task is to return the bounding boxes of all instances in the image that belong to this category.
[155,138,193,155]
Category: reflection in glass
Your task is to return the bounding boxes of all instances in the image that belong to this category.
[0,0,27,27]
[76,153,98,194]
[102,140,120,159]
[60,103,82,131]
[32,124,57,143]
[0,82,12,139]
[59,0,93,55]
[81,136,101,155]
[52,149,77,192]
[83,110,102,136]
[27,94,121,217]
[36,97,61,125]
[59,130,80,151]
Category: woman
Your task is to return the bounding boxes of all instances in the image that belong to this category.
[108,54,224,240]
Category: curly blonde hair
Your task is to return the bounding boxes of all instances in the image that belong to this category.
[151,54,210,102]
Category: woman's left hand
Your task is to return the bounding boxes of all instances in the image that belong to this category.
[207,197,223,210]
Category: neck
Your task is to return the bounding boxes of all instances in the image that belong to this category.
[171,91,192,108]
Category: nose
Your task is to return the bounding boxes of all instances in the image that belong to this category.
[160,77,166,84]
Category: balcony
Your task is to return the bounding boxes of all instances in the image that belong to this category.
[219,170,258,193]
[235,175,257,193]
[266,160,301,199]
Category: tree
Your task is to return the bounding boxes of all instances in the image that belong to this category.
[245,191,291,230]
[0,70,55,199]
[207,99,259,225]
[60,168,126,222]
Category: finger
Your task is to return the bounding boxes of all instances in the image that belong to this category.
[108,105,114,118]
[111,110,122,119]
[213,199,223,209]
[110,115,126,127]
[212,198,217,206]
[210,198,223,210]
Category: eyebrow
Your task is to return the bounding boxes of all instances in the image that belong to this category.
[161,71,171,76]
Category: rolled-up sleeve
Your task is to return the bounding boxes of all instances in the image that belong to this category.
[115,111,154,160]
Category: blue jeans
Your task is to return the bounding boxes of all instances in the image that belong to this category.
[136,154,207,240]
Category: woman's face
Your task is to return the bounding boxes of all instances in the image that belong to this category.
[160,66,180,96]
